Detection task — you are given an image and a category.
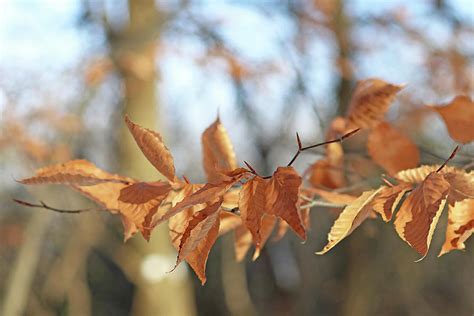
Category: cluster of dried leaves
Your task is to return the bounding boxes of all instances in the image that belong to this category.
[17,78,473,284]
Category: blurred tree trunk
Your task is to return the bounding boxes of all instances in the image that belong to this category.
[109,0,196,315]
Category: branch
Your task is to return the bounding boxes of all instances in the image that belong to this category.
[12,199,105,214]
[287,128,360,167]
[436,145,460,172]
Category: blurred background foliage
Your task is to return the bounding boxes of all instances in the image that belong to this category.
[0,0,473,315]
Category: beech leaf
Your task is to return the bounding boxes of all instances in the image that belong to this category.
[346,78,405,128]
[202,117,238,183]
[317,188,383,254]
[439,199,474,256]
[430,95,474,144]
[125,115,176,181]
[266,167,306,240]
[394,172,450,258]
[367,122,420,175]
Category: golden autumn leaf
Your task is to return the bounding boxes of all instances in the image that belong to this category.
[346,78,405,128]
[394,172,450,258]
[371,183,412,222]
[121,215,139,242]
[317,188,383,254]
[266,167,306,240]
[367,122,420,175]
[125,115,176,181]
[430,95,474,143]
[19,160,130,186]
[439,199,474,256]
[202,117,238,183]
[174,199,222,284]
[395,165,458,184]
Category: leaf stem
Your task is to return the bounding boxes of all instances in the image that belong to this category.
[12,199,104,214]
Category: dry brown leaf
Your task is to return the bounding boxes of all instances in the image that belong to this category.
[118,181,171,240]
[395,165,458,184]
[367,122,420,175]
[121,215,139,242]
[202,118,237,183]
[317,188,383,254]
[439,199,474,256]
[394,172,450,258]
[19,160,129,186]
[371,183,412,222]
[347,78,404,128]
[175,199,222,284]
[125,115,176,181]
[443,172,474,205]
[239,176,270,246]
[266,167,306,240]
[431,95,474,143]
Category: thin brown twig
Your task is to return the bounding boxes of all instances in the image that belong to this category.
[287,128,360,167]
[436,145,460,172]
[12,199,105,214]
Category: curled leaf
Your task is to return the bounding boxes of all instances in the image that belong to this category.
[346,78,404,128]
[125,115,176,181]
[439,199,474,256]
[175,199,222,284]
[317,188,383,254]
[19,160,129,186]
[266,167,306,240]
[202,118,237,183]
[371,183,412,222]
[394,172,450,258]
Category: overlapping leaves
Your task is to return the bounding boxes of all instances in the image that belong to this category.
[17,78,473,284]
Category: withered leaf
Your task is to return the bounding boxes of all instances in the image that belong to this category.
[175,199,222,284]
[118,181,171,240]
[346,78,404,128]
[252,215,277,260]
[202,117,238,183]
[19,160,129,186]
[317,188,383,254]
[367,122,420,175]
[394,172,450,258]
[443,171,474,205]
[439,199,474,256]
[239,176,270,247]
[308,142,345,189]
[395,165,458,184]
[431,95,474,143]
[125,115,176,181]
[371,183,412,222]
[266,167,306,240]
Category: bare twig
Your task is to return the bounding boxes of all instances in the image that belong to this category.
[13,199,105,214]
[436,145,460,172]
[287,128,360,167]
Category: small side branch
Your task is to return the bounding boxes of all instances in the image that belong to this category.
[436,145,460,172]
[287,128,360,166]
[12,199,104,214]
